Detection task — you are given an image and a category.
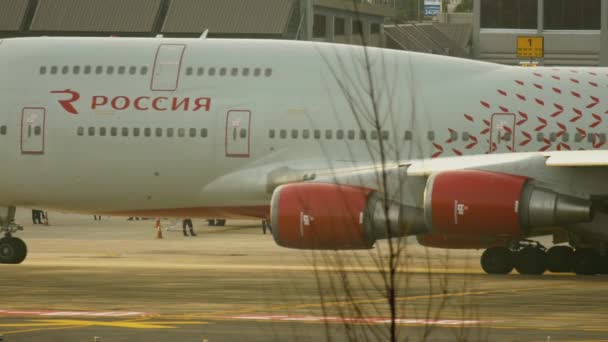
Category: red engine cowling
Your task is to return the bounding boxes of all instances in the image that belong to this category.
[423,170,593,243]
[424,170,527,238]
[270,183,373,250]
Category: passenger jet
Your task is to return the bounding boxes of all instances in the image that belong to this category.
[0,36,606,276]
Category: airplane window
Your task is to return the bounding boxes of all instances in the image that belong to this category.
[314,129,321,139]
[50,66,58,75]
[240,128,247,138]
[77,127,84,136]
[562,133,569,142]
[449,130,458,141]
[280,129,287,139]
[197,67,204,76]
[107,66,115,75]
[550,132,557,142]
[0,126,7,135]
[242,68,250,76]
[503,133,511,141]
[34,126,41,136]
[427,131,435,141]
[140,66,148,75]
[167,128,174,138]
[133,127,140,137]
[588,134,595,143]
[185,67,193,76]
[537,132,544,142]
[303,129,310,139]
[325,130,333,139]
[99,127,106,136]
[347,130,355,140]
[231,68,238,76]
[189,128,196,137]
[155,128,162,137]
[371,131,379,140]
[84,66,92,74]
[359,130,367,140]
[122,127,128,136]
[403,131,414,140]
[178,128,185,137]
[118,66,126,75]
[208,68,216,76]
[219,67,227,76]
[382,131,389,140]
[129,66,137,75]
[144,128,151,137]
[336,130,344,140]
[201,128,208,138]
[265,68,272,77]
[88,127,95,136]
[269,129,275,138]
[73,66,80,75]
[462,132,469,141]
[291,129,298,139]
[599,133,607,143]
[254,68,261,77]
[39,66,47,75]
[62,66,69,74]
[96,66,103,75]
[111,127,117,136]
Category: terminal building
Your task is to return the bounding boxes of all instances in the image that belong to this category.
[0,0,390,47]
[472,0,608,66]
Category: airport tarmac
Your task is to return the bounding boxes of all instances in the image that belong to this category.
[0,210,606,341]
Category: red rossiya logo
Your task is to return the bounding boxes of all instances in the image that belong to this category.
[50,89,211,114]
[51,89,80,114]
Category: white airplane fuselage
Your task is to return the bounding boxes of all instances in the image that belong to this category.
[0,37,607,218]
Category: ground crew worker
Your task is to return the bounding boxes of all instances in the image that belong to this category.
[182,218,196,237]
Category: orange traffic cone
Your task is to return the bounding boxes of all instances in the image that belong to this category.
[155,218,163,239]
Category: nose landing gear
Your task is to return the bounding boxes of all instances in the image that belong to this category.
[0,206,27,264]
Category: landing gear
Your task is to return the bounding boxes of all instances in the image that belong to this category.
[514,246,547,275]
[480,239,608,276]
[546,246,574,273]
[0,237,27,264]
[0,206,26,264]
[572,248,599,275]
[480,247,514,274]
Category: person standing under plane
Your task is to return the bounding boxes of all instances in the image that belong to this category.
[182,218,196,237]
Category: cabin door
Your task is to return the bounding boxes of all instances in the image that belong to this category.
[225,110,251,158]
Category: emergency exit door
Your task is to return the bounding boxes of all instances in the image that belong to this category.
[21,107,45,154]
[225,110,251,158]
[151,44,186,91]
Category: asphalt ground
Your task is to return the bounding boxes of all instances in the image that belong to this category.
[0,210,605,341]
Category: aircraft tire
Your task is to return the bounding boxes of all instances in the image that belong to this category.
[573,248,599,275]
[515,247,546,275]
[546,245,574,273]
[480,247,513,274]
[0,237,27,264]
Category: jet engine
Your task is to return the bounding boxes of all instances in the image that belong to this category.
[421,170,593,246]
[270,183,425,250]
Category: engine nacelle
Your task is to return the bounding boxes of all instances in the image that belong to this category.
[270,183,426,250]
[423,170,593,240]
